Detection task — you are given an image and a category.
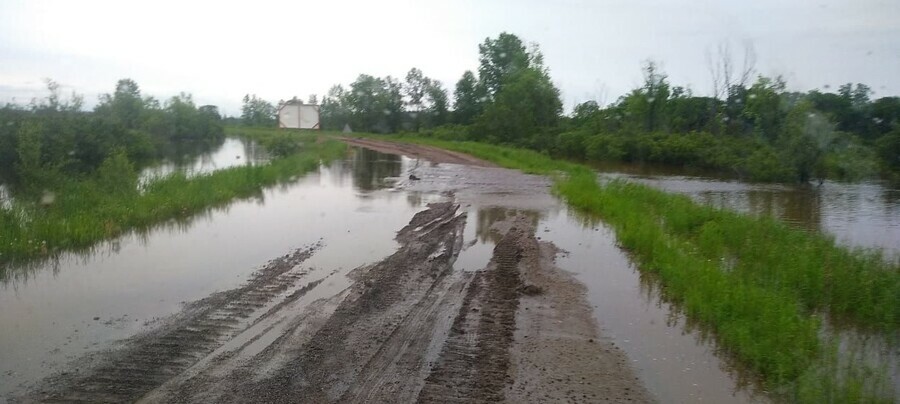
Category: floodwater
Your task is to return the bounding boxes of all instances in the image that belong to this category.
[598,163,900,257]
[0,148,432,398]
[139,137,270,183]
[1,146,896,402]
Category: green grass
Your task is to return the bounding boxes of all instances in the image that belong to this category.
[349,132,899,402]
[0,129,346,268]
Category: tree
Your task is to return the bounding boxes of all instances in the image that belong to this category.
[743,76,786,141]
[320,85,350,130]
[404,67,431,131]
[779,101,828,182]
[618,61,671,133]
[478,32,532,98]
[876,127,900,173]
[404,68,428,113]
[572,101,600,126]
[871,97,900,135]
[383,76,404,132]
[641,61,670,132]
[344,74,403,133]
[424,79,449,127]
[706,41,756,101]
[96,79,144,129]
[472,67,562,144]
[241,94,276,126]
[31,79,83,114]
[453,71,484,125]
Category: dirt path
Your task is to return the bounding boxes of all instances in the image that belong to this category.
[13,142,652,403]
[339,137,496,167]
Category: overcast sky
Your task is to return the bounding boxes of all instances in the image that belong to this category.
[1,0,898,116]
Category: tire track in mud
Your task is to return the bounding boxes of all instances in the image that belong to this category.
[416,220,526,403]
[217,202,468,403]
[22,244,324,404]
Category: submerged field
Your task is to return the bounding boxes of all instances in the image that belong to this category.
[0,130,346,268]
[355,133,899,403]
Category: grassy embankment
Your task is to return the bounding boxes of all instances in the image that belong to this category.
[351,133,898,403]
[0,128,346,267]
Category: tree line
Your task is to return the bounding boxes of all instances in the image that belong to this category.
[241,32,899,183]
[0,79,224,193]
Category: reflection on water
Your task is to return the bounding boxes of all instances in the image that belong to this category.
[139,137,270,183]
[601,166,900,256]
[350,147,403,191]
[0,148,430,398]
[474,206,541,244]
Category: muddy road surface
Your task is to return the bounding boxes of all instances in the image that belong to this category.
[12,140,652,403]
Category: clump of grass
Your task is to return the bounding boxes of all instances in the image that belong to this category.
[0,130,345,267]
[359,132,899,401]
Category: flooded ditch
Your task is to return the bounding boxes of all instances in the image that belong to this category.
[1,142,897,402]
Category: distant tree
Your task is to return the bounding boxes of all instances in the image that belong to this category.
[876,127,900,172]
[472,67,562,144]
[344,74,403,133]
[96,79,144,129]
[742,76,786,141]
[478,33,531,98]
[424,79,449,127]
[718,84,753,136]
[641,61,670,132]
[31,79,83,113]
[572,101,600,126]
[241,94,276,126]
[320,85,350,130]
[834,83,875,137]
[706,41,756,102]
[871,97,900,135]
[404,67,430,131]
[404,68,427,112]
[779,101,828,182]
[452,71,484,125]
[668,96,719,133]
[308,94,318,105]
[618,61,671,133]
[383,76,404,132]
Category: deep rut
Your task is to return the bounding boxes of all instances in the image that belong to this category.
[415,220,526,403]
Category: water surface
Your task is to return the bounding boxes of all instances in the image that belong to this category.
[599,163,900,256]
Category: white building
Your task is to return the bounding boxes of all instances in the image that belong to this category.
[277,100,320,130]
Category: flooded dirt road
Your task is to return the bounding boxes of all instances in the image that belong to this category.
[5,139,769,403]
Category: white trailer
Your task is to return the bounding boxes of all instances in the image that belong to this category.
[277,101,320,130]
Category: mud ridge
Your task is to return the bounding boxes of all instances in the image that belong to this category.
[416,218,527,403]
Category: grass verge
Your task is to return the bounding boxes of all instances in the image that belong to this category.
[353,132,898,403]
